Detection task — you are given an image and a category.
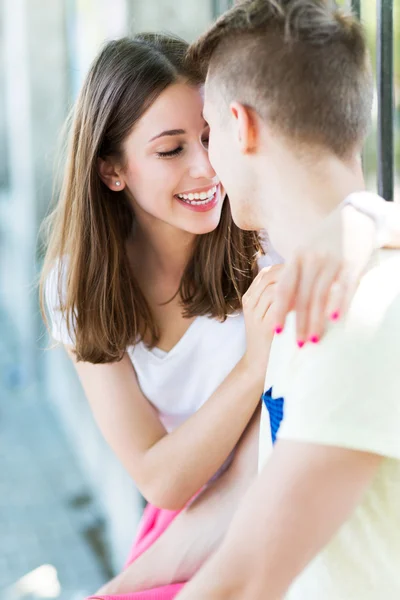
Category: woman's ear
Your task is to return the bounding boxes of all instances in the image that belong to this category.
[229,102,258,154]
[97,158,126,191]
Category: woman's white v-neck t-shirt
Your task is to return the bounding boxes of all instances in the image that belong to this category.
[45,250,280,432]
[126,314,246,432]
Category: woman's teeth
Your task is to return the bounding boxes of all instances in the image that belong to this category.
[177,186,217,205]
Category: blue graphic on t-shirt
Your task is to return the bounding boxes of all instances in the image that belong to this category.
[262,388,285,444]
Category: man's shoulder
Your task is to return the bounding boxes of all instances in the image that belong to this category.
[350,249,400,328]
[266,249,400,397]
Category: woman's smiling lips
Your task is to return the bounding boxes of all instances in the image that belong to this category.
[175,184,220,213]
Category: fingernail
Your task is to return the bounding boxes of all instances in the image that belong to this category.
[309,335,320,344]
[330,311,340,321]
[297,340,305,348]
[275,326,283,334]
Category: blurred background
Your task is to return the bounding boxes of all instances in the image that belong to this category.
[0,0,399,599]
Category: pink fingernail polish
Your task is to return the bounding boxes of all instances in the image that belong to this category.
[330,311,340,321]
[275,326,283,334]
[309,335,320,344]
[297,340,305,348]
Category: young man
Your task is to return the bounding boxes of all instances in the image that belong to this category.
[177,1,400,598]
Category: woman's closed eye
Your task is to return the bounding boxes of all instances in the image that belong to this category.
[156,146,184,158]
[156,134,209,158]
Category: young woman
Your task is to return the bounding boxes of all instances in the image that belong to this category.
[41,33,399,600]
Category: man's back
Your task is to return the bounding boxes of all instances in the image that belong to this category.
[261,249,400,599]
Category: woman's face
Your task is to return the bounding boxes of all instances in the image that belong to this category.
[120,83,225,236]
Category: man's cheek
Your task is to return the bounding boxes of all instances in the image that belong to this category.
[208,145,218,173]
[211,138,225,173]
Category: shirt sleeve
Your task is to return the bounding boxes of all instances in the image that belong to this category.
[277,256,400,461]
[44,258,75,347]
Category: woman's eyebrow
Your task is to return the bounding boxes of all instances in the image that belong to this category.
[149,129,186,142]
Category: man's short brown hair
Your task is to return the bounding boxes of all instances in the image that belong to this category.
[189,0,373,157]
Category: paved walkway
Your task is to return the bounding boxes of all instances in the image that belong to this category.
[0,311,110,600]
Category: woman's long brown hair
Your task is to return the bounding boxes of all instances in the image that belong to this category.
[40,33,263,364]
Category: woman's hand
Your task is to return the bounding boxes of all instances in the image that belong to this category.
[242,264,283,371]
[270,205,378,346]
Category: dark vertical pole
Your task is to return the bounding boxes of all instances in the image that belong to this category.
[351,0,361,19]
[377,0,394,201]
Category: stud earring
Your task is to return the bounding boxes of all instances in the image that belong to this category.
[115,181,121,187]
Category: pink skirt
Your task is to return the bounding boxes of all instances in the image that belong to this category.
[87,503,187,600]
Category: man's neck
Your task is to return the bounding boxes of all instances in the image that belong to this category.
[258,151,365,258]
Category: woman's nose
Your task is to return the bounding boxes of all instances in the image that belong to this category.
[189,145,216,180]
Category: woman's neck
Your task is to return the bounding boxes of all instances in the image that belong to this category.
[129,214,196,280]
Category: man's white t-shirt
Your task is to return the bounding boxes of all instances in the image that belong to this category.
[259,249,400,599]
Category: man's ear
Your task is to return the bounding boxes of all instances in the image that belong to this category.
[229,102,258,154]
[97,158,126,191]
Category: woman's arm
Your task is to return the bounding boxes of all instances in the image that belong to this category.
[271,193,400,344]
[94,407,260,596]
[71,350,261,511]
[68,266,279,510]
